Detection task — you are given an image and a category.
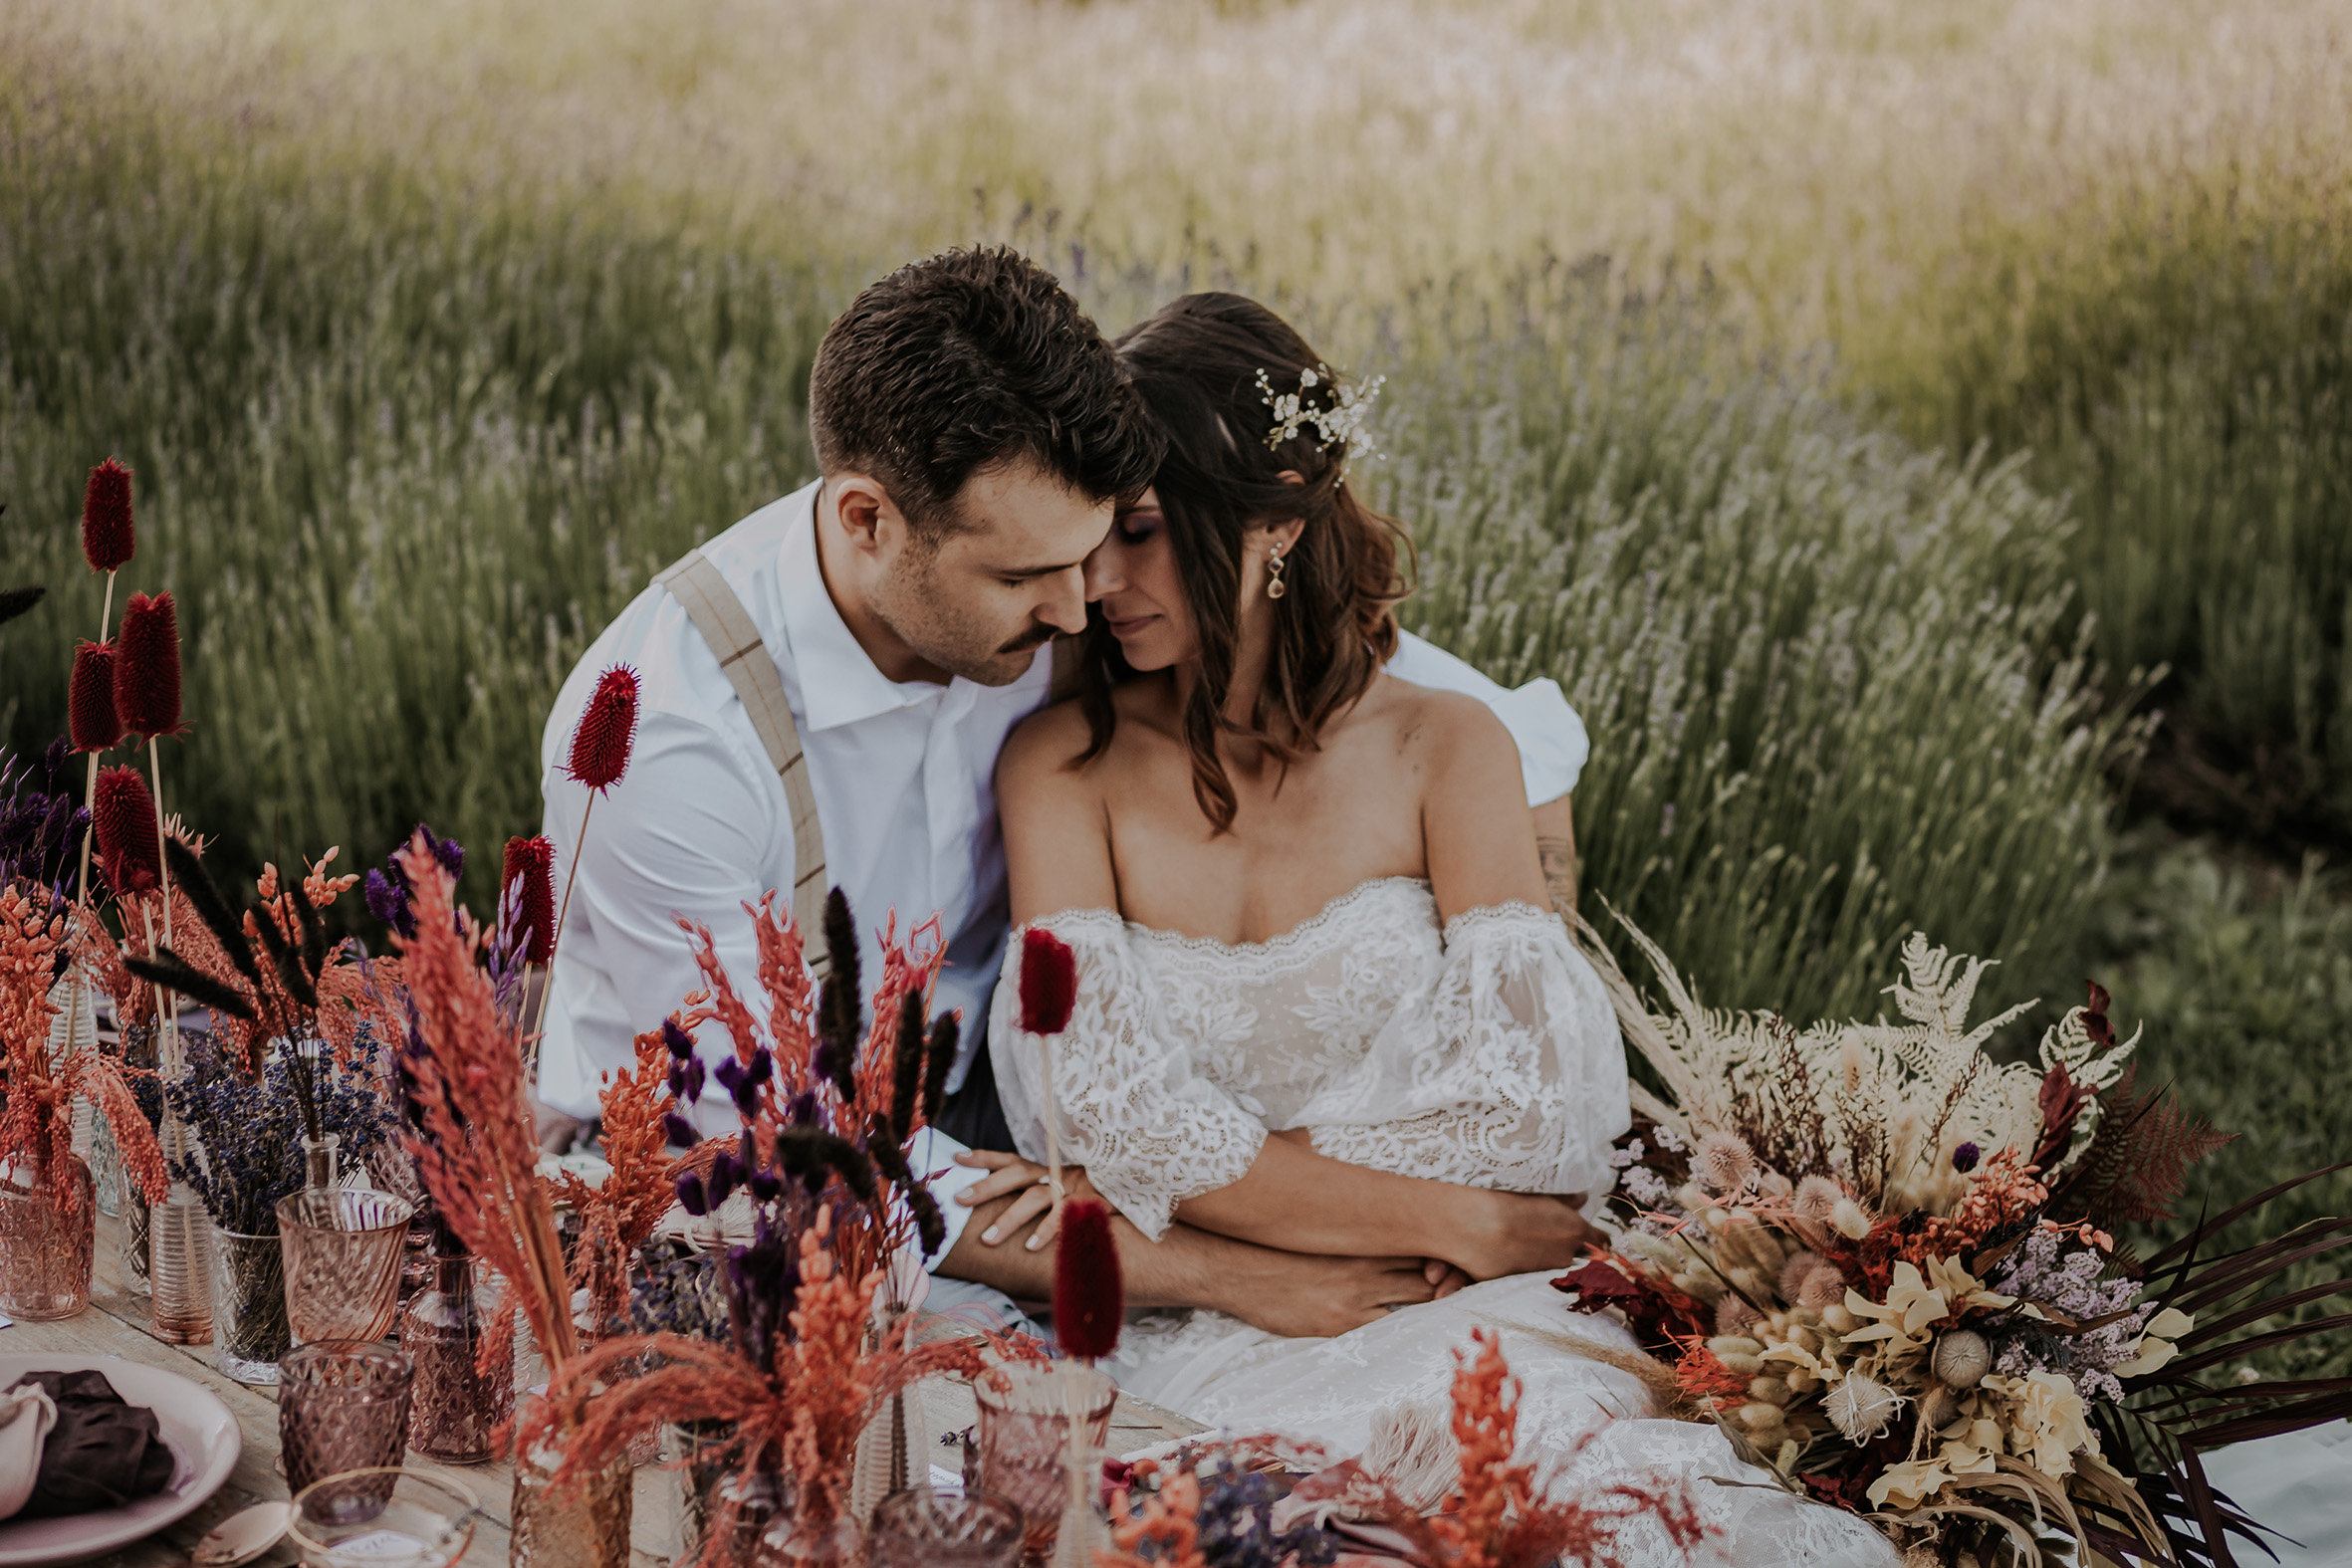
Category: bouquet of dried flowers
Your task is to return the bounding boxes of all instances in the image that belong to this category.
[1556,914,2352,1567]
[526,887,1014,1558]
[162,1025,393,1233]
[0,875,166,1207]
[1100,1329,1704,1568]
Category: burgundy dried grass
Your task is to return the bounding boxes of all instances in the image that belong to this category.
[1053,1197,1123,1360]
[565,665,640,792]
[69,642,122,754]
[81,459,134,574]
[500,835,557,966]
[113,591,182,740]
[1018,926,1077,1035]
[92,765,159,896]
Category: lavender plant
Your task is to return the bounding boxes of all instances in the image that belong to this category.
[165,1024,396,1234]
[0,738,91,900]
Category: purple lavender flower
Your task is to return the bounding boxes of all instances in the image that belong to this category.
[661,1018,694,1059]
[661,1113,698,1149]
[675,1172,710,1217]
[1953,1142,1982,1173]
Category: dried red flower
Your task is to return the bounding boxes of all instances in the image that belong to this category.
[1018,926,1077,1035]
[1052,1197,1123,1360]
[114,590,183,740]
[93,765,160,895]
[69,640,123,753]
[500,834,557,965]
[81,458,134,574]
[566,664,640,791]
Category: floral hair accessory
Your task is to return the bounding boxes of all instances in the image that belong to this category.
[1256,362,1385,459]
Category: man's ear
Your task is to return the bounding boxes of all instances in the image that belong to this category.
[825,471,901,560]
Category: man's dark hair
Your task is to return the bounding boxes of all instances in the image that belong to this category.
[809,247,1163,541]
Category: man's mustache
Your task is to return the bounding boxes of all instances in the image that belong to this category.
[997,622,1059,656]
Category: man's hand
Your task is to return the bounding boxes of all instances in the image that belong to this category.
[1212,1249,1456,1338]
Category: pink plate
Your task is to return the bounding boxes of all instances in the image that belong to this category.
[0,1354,243,1566]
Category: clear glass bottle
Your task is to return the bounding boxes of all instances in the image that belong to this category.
[402,1252,515,1463]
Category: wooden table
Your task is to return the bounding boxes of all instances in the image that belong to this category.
[5,1211,1202,1566]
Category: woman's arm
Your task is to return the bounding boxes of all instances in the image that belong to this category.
[1414,690,1556,923]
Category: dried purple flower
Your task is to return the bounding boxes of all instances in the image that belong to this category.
[1953,1141,1982,1173]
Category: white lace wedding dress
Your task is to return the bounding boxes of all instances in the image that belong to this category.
[989,877,1897,1568]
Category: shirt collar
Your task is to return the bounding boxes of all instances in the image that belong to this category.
[777,485,925,731]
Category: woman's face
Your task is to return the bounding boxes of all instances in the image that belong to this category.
[1085,487,1198,671]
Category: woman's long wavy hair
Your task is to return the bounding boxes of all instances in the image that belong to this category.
[1078,293,1413,831]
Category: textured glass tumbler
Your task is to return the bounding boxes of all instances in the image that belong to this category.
[280,1342,415,1504]
[278,1188,413,1344]
[972,1363,1115,1565]
[0,1153,95,1321]
[213,1227,291,1383]
[867,1485,1025,1568]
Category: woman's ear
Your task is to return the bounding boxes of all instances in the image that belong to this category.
[1258,515,1306,558]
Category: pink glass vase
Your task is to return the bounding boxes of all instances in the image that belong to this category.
[972,1362,1115,1567]
[401,1253,514,1463]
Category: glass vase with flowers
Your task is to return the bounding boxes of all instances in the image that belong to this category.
[0,753,168,1320]
[161,1025,394,1382]
[528,887,1032,1567]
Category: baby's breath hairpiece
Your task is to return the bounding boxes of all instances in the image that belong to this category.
[1256,362,1385,461]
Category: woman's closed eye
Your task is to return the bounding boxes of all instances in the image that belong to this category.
[1115,508,1163,545]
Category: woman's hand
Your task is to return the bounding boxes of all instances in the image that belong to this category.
[1448,1190,1607,1279]
[954,1149,1103,1250]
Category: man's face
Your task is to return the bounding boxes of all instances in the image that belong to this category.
[866,459,1112,687]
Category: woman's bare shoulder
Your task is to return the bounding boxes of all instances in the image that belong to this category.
[1373,677,1522,781]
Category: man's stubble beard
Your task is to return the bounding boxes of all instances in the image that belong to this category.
[869,547,1055,688]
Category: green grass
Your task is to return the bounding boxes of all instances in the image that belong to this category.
[1859,176,2352,846]
[2099,836,2352,1380]
[0,95,829,916]
[1384,279,2142,1021]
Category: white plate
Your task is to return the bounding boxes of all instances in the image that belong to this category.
[0,1354,243,1566]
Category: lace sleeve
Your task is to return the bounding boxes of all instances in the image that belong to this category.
[989,910,1269,1240]
[1289,904,1629,1197]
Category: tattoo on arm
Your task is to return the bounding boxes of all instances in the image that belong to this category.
[1536,834,1577,916]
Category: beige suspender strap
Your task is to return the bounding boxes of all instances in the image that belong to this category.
[654,549,830,971]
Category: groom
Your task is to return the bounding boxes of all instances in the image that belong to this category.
[534,248,1593,1336]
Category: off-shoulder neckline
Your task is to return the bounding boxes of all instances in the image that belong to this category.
[1019,876,1559,958]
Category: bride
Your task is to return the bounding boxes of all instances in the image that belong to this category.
[966,293,1898,1566]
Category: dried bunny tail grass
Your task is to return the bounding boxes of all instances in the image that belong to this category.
[1696,1131,1760,1194]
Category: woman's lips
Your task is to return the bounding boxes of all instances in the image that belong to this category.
[1103,612,1159,636]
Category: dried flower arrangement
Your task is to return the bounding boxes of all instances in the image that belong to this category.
[525,887,1016,1558]
[1100,1330,1704,1568]
[161,1025,393,1234]
[0,877,166,1206]
[393,833,579,1377]
[1556,914,2352,1566]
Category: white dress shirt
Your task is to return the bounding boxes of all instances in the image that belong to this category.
[536,479,1589,1260]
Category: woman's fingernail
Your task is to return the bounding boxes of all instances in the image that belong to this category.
[981,1227,1000,1242]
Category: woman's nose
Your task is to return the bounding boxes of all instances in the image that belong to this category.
[1082,549,1124,600]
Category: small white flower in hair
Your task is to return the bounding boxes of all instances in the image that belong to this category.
[1256,362,1385,459]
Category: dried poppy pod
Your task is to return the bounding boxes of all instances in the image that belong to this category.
[1931,1327,1992,1390]
[82,457,134,574]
